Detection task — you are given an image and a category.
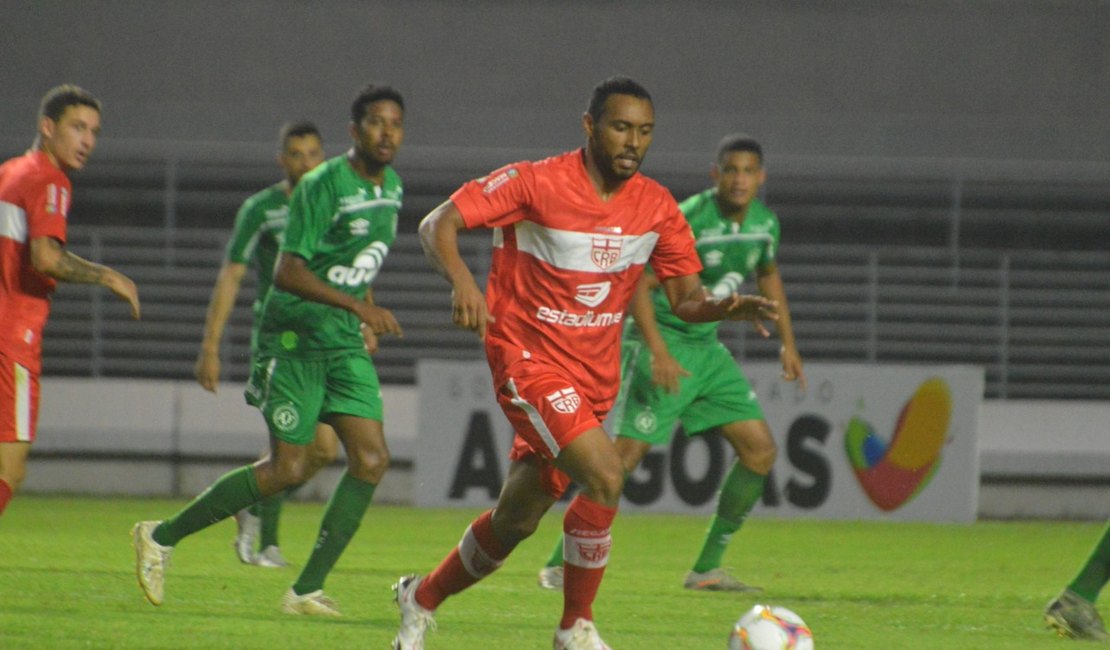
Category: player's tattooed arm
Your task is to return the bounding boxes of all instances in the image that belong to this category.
[30,236,141,319]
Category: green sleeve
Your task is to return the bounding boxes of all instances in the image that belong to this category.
[281,176,331,261]
[224,197,265,264]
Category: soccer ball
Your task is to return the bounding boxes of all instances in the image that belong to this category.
[728,604,814,650]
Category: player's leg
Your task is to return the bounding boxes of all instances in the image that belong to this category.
[284,415,385,614]
[680,345,772,591]
[552,426,624,642]
[0,355,38,515]
[256,423,340,568]
[283,354,385,615]
[394,457,558,649]
[133,357,321,606]
[1045,521,1110,640]
[684,418,774,591]
[0,442,30,515]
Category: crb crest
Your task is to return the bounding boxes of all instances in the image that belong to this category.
[545,387,581,414]
[590,236,623,270]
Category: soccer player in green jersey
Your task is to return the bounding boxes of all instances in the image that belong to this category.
[193,121,340,569]
[538,133,806,593]
[1045,521,1110,640]
[133,84,407,617]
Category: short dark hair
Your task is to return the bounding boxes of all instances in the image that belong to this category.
[586,76,652,122]
[39,84,101,123]
[350,85,405,124]
[716,133,763,165]
[279,120,322,148]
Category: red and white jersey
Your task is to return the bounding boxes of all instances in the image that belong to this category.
[0,151,71,374]
[452,149,702,412]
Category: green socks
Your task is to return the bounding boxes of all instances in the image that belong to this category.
[1068,522,1110,603]
[256,493,284,549]
[691,461,766,574]
[153,466,261,546]
[292,473,377,595]
[544,531,565,568]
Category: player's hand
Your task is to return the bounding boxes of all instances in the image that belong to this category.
[780,346,807,393]
[103,269,141,319]
[451,281,494,340]
[194,350,220,393]
[650,351,690,394]
[360,323,380,354]
[722,293,777,337]
[352,303,403,338]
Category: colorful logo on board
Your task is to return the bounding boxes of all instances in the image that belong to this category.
[844,378,952,511]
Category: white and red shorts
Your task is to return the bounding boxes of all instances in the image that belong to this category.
[496,358,606,498]
[0,353,38,443]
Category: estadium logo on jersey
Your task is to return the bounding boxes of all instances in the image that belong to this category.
[545,387,581,414]
[535,306,623,328]
[574,281,611,308]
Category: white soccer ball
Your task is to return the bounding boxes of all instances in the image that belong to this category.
[728,604,814,650]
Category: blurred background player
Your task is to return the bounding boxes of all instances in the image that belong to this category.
[537,133,804,593]
[132,84,406,616]
[0,84,140,517]
[393,76,778,650]
[1045,520,1110,641]
[193,121,339,568]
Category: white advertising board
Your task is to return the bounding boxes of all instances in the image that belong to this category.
[415,360,982,522]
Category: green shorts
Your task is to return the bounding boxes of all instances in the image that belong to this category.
[610,338,763,445]
[244,353,382,445]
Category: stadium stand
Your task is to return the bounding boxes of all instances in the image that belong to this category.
[28,152,1110,399]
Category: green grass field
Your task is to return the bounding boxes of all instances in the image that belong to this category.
[0,496,1102,649]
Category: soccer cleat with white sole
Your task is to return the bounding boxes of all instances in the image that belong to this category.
[254,545,288,568]
[233,509,260,564]
[1044,588,1109,641]
[683,568,761,592]
[132,520,173,606]
[553,618,611,650]
[393,574,436,649]
[538,565,564,590]
[280,588,341,617]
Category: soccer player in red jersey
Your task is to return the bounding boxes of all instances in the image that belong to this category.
[392,76,778,650]
[0,85,141,516]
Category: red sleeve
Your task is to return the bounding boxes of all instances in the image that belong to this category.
[648,195,701,281]
[24,172,69,245]
[450,161,534,230]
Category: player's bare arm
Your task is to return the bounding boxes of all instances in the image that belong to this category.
[30,235,141,319]
[632,271,689,394]
[273,252,402,337]
[194,261,247,392]
[661,272,777,333]
[418,200,493,340]
[756,262,806,390]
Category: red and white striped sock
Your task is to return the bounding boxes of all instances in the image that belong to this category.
[561,494,617,629]
[416,509,508,611]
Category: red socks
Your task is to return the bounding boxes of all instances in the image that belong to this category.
[0,478,12,516]
[561,495,617,629]
[416,509,509,610]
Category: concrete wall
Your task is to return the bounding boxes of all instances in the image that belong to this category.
[3,1,1109,171]
[22,378,1110,519]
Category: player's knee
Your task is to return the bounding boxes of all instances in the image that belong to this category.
[349,447,390,484]
[272,456,309,487]
[742,438,777,475]
[581,461,625,507]
[0,465,27,491]
[492,506,544,546]
[306,446,338,476]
